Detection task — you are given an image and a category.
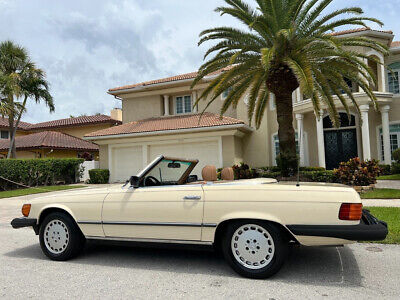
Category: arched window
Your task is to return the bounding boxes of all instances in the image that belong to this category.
[323,113,356,129]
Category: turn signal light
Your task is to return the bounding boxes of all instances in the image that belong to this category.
[21,204,31,217]
[339,203,363,221]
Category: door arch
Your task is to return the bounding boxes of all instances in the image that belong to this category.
[323,113,359,169]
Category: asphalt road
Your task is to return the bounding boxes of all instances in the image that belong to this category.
[1,194,400,299]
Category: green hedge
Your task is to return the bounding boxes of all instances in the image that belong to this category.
[301,170,337,183]
[88,169,110,184]
[0,158,84,190]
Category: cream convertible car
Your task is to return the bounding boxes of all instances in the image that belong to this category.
[12,155,387,279]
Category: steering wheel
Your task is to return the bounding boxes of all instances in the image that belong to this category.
[144,176,161,187]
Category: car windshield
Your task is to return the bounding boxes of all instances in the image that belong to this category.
[144,158,192,185]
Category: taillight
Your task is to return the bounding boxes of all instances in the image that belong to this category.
[22,204,31,217]
[339,203,363,220]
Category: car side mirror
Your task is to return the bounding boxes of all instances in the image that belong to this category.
[129,176,140,188]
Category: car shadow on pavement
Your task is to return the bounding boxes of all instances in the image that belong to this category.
[5,242,361,286]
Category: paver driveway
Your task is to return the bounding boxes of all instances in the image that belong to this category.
[1,193,399,299]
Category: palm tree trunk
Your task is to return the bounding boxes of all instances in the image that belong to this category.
[7,111,16,159]
[274,91,297,176]
[7,96,27,159]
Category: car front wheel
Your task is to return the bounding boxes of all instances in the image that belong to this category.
[221,221,288,279]
[39,212,85,261]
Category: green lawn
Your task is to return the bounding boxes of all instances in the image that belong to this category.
[360,188,400,199]
[364,207,400,244]
[377,174,400,180]
[0,185,86,199]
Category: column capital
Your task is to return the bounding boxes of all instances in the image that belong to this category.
[295,113,304,121]
[314,109,324,121]
[381,105,391,113]
[360,104,370,112]
[163,95,169,100]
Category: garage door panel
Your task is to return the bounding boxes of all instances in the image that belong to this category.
[112,146,142,182]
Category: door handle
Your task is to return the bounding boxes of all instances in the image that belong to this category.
[183,195,201,200]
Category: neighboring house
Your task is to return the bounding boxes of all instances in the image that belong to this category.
[0,110,122,159]
[85,28,400,182]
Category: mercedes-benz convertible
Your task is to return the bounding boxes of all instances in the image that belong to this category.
[11,155,388,278]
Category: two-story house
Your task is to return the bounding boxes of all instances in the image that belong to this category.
[85,28,400,182]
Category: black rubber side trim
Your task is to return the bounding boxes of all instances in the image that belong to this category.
[11,218,37,229]
[287,211,388,241]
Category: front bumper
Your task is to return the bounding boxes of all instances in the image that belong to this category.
[11,218,38,232]
[287,210,388,241]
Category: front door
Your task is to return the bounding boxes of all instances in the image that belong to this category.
[324,129,358,170]
[102,185,204,241]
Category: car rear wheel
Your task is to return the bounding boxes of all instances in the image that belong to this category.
[39,212,85,261]
[221,221,288,279]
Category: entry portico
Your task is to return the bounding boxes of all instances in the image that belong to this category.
[294,92,393,169]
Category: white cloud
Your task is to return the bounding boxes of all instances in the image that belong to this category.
[0,0,398,123]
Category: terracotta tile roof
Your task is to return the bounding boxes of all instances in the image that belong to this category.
[0,131,99,151]
[30,114,122,130]
[391,41,400,48]
[0,117,32,130]
[109,67,233,93]
[330,27,393,36]
[85,112,246,138]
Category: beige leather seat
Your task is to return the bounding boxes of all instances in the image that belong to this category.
[221,167,234,181]
[202,165,217,181]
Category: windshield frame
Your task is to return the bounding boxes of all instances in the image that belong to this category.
[137,155,199,185]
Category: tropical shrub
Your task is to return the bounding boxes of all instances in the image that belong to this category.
[301,170,337,183]
[0,158,84,190]
[334,158,381,186]
[232,163,258,180]
[88,169,110,184]
[392,148,400,163]
[378,164,392,175]
[391,163,400,175]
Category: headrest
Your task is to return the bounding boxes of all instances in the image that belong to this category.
[221,167,234,181]
[202,165,217,181]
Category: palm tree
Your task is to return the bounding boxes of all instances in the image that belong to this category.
[0,40,54,158]
[192,0,389,175]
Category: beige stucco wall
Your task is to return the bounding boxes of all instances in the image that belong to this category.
[99,144,109,169]
[221,135,244,166]
[122,95,163,123]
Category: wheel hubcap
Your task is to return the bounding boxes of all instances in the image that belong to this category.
[231,224,275,270]
[44,219,69,254]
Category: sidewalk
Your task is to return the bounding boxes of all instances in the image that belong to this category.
[362,199,400,207]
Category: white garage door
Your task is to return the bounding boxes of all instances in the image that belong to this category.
[149,140,220,178]
[111,146,143,182]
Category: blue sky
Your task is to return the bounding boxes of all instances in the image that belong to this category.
[1,0,399,123]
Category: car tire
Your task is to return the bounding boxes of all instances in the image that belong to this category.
[39,212,85,261]
[221,220,288,279]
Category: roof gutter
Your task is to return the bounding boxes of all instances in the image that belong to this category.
[84,123,254,141]
[108,75,218,96]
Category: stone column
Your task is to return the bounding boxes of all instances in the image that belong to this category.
[360,104,371,160]
[315,110,326,168]
[163,95,169,116]
[380,62,387,92]
[381,105,391,164]
[296,114,305,166]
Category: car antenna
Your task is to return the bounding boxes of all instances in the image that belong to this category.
[296,124,302,187]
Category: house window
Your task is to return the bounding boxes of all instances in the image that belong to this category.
[379,123,400,161]
[388,70,400,94]
[273,132,299,157]
[269,93,276,111]
[175,95,192,114]
[221,87,233,100]
[0,130,9,139]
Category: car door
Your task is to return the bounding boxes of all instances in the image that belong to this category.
[102,184,204,241]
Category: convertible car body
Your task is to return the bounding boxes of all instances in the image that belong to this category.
[11,155,388,278]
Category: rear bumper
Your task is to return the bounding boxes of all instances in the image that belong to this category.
[11,217,38,231]
[287,210,388,242]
